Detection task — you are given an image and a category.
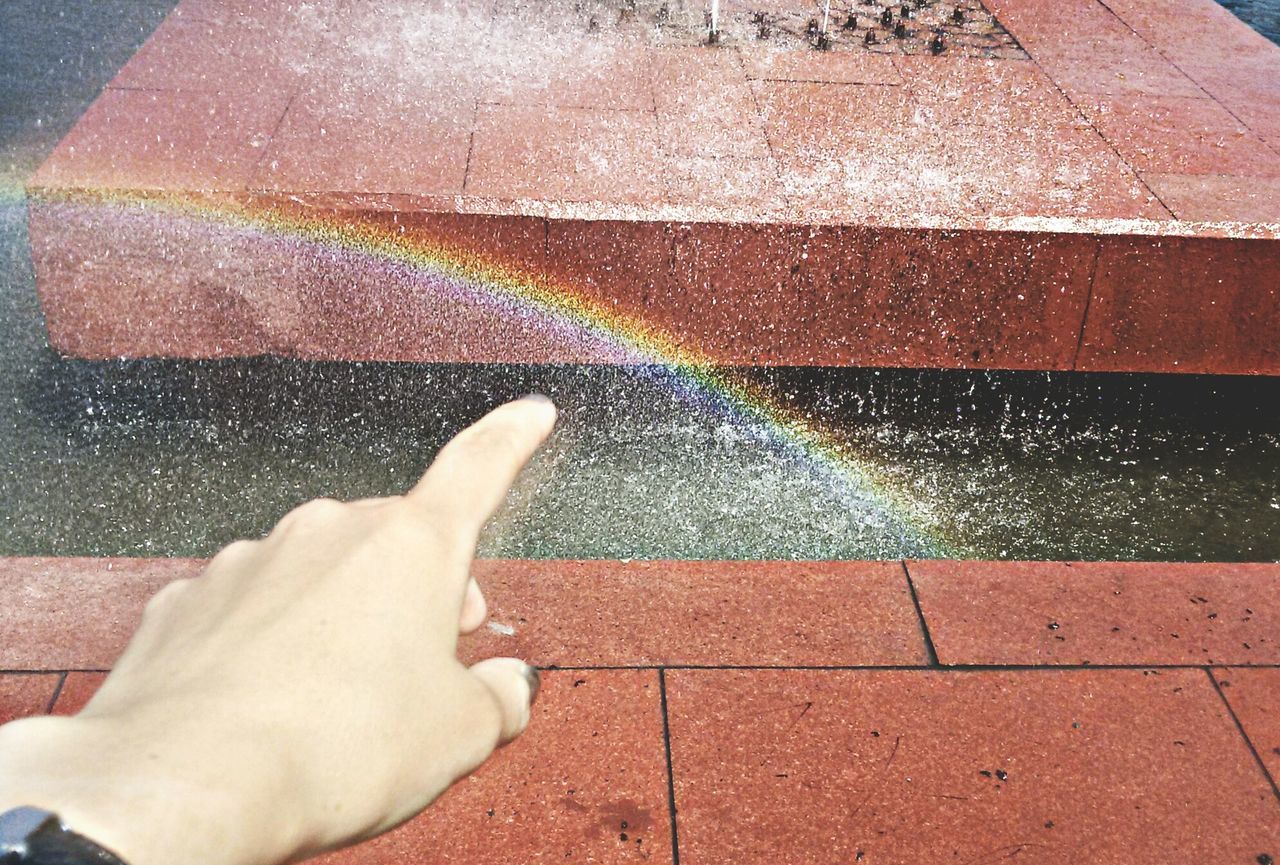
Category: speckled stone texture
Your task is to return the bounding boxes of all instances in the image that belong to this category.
[0,557,929,669]
[459,559,929,667]
[0,674,60,724]
[316,670,673,865]
[1214,667,1280,782]
[665,668,1280,865]
[5,556,1280,863]
[0,557,203,670]
[908,560,1280,665]
[24,0,1280,372]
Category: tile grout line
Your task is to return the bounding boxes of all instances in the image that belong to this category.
[248,89,298,182]
[43,672,68,714]
[1092,0,1280,161]
[657,668,682,865]
[900,561,941,668]
[1205,667,1280,803]
[1072,238,1104,370]
[1005,15,1174,219]
[10,664,1280,676]
[533,663,1280,672]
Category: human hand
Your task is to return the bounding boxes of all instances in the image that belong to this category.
[0,395,558,865]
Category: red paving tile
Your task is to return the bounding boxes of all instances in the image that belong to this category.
[1214,667,1280,782]
[892,55,1081,129]
[666,668,1280,864]
[458,559,928,667]
[1099,0,1278,69]
[316,670,671,865]
[0,557,926,670]
[754,79,1161,220]
[1078,94,1280,177]
[1035,43,1206,100]
[105,2,329,94]
[0,557,202,670]
[909,560,1280,666]
[1078,235,1280,374]
[1142,174,1280,223]
[656,223,1100,368]
[252,89,473,196]
[653,50,770,160]
[0,674,60,724]
[467,104,668,205]
[26,196,315,359]
[30,88,292,192]
[1181,59,1280,150]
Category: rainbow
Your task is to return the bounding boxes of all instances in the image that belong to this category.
[22,186,965,555]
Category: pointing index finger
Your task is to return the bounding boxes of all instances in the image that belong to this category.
[408,395,558,538]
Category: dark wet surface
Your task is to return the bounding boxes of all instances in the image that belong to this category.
[1221,0,1280,43]
[1,0,1278,561]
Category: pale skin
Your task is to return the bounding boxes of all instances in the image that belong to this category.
[0,395,559,865]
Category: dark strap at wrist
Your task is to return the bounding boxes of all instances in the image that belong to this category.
[0,809,128,865]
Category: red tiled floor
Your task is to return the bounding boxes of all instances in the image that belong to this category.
[1034,44,1206,100]
[1181,60,1280,150]
[316,670,671,865]
[252,89,473,196]
[501,43,657,111]
[666,668,1280,864]
[0,557,926,670]
[106,1,329,94]
[1213,667,1280,782]
[458,560,929,667]
[1143,174,1280,223]
[652,49,770,160]
[29,88,293,192]
[467,104,667,205]
[1099,0,1278,69]
[1078,235,1280,374]
[754,79,1161,220]
[893,55,1081,129]
[50,672,109,717]
[0,557,201,670]
[908,561,1280,665]
[0,674,61,724]
[1079,94,1280,177]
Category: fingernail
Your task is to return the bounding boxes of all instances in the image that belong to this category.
[520,393,554,406]
[523,664,541,706]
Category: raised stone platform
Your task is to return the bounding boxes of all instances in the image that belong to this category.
[26,0,1280,372]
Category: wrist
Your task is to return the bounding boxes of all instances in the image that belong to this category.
[0,711,303,865]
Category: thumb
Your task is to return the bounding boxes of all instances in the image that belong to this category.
[469,657,541,745]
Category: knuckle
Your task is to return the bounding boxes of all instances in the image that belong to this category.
[210,539,258,564]
[273,497,347,534]
[142,577,193,618]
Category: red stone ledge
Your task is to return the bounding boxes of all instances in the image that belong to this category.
[26,194,1280,374]
[4,557,1279,672]
[908,560,1280,666]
